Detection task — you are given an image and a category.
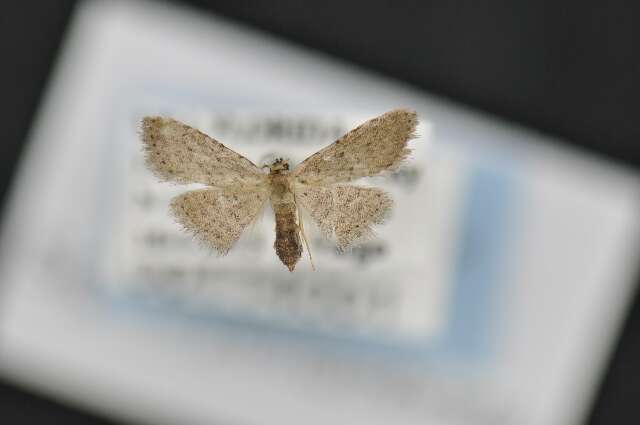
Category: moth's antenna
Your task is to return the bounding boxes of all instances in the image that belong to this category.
[294,193,316,271]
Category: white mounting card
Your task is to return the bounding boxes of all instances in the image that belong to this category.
[1,1,639,425]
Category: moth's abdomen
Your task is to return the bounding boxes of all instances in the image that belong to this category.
[273,202,302,272]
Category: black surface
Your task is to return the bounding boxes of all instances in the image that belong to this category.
[0,380,119,425]
[0,1,638,424]
[0,1,75,217]
[190,0,640,168]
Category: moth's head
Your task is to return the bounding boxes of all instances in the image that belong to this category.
[267,157,290,173]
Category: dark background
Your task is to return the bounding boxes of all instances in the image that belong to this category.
[1,1,638,423]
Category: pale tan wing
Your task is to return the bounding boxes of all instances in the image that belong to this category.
[141,117,266,188]
[295,186,334,238]
[296,185,393,251]
[292,109,417,185]
[171,188,269,255]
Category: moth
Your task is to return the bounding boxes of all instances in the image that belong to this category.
[141,109,418,271]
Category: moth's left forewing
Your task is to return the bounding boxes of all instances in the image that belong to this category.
[291,109,418,186]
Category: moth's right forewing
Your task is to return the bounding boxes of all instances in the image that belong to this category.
[141,117,266,188]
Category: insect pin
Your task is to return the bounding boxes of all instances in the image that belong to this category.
[141,109,418,272]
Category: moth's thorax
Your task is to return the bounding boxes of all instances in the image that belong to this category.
[268,159,294,205]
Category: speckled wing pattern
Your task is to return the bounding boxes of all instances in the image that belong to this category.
[141,117,269,255]
[292,109,417,185]
[141,117,266,188]
[171,188,269,255]
[296,185,393,250]
[141,109,417,261]
[293,109,416,250]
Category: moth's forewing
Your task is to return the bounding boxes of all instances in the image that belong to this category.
[292,109,417,185]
